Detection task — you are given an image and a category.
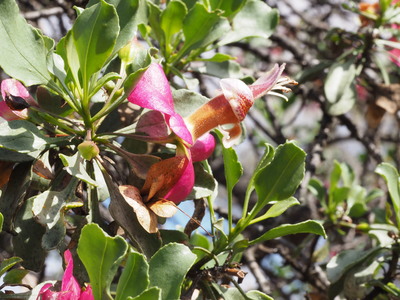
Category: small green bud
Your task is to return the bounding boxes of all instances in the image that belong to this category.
[78,141,99,161]
[356,223,370,232]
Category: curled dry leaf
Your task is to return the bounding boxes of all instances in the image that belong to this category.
[119,185,158,233]
[148,199,178,218]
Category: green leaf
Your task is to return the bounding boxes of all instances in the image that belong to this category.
[0,148,34,162]
[116,250,150,300]
[209,0,247,18]
[178,3,230,59]
[249,220,326,245]
[254,142,306,209]
[77,223,128,300]
[0,120,55,157]
[127,287,162,300]
[221,146,242,193]
[0,212,3,231]
[195,59,243,78]
[31,179,79,229]
[59,152,98,186]
[246,290,274,300]
[218,0,279,46]
[13,197,46,272]
[326,246,385,297]
[173,89,209,117]
[376,163,400,229]
[324,59,358,115]
[197,53,236,62]
[188,162,217,200]
[0,0,51,85]
[252,197,300,223]
[148,243,197,300]
[161,0,187,55]
[0,257,23,278]
[3,268,29,284]
[66,0,119,92]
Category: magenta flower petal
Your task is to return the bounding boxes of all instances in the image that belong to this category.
[80,285,94,300]
[190,133,216,162]
[0,101,26,120]
[164,155,195,204]
[37,283,57,300]
[128,63,193,144]
[61,250,82,298]
[167,113,193,145]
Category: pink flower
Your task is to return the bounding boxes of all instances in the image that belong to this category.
[37,250,93,300]
[128,63,295,203]
[0,79,36,121]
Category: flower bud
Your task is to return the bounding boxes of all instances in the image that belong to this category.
[78,141,99,161]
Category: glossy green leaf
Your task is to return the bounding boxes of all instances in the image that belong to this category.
[148,243,196,300]
[252,197,300,223]
[195,60,243,78]
[178,3,230,59]
[3,268,29,284]
[188,162,217,199]
[116,250,150,300]
[246,290,274,300]
[104,0,147,57]
[0,0,51,85]
[77,223,128,300]
[0,212,3,231]
[31,179,78,230]
[376,163,400,228]
[0,257,22,277]
[218,0,279,45]
[173,89,209,117]
[13,197,46,272]
[127,287,162,300]
[221,145,243,194]
[0,120,55,157]
[0,148,34,162]
[249,220,326,245]
[254,142,306,209]
[326,246,384,298]
[59,152,98,186]
[66,0,119,92]
[324,59,358,115]
[159,230,189,245]
[197,53,236,62]
[161,0,187,55]
[243,143,275,215]
[209,0,247,18]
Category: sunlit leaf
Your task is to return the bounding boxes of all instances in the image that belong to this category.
[149,243,196,300]
[249,220,326,245]
[0,0,51,85]
[59,152,98,186]
[218,0,279,45]
[77,223,128,300]
[116,250,150,300]
[376,163,400,229]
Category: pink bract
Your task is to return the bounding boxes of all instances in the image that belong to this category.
[128,63,193,145]
[37,250,93,300]
[0,79,35,121]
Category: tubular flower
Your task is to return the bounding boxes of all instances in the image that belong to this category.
[128,63,295,203]
[0,79,36,121]
[37,250,93,300]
